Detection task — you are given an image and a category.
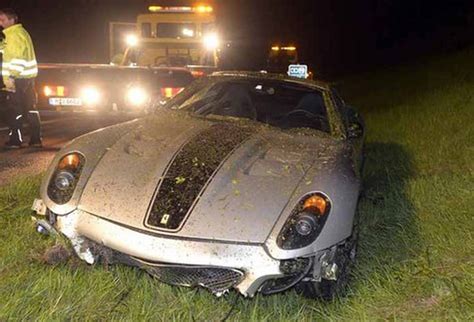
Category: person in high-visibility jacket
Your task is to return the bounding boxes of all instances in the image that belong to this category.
[0,30,6,126]
[0,8,42,148]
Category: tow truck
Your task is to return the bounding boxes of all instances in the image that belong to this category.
[35,5,220,112]
[266,45,299,73]
[111,5,219,77]
[267,45,313,79]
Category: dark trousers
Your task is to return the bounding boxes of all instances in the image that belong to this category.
[6,78,42,144]
[0,91,8,125]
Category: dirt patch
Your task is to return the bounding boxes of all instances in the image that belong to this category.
[42,244,71,265]
[416,295,440,309]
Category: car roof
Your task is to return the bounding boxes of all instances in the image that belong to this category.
[210,71,331,91]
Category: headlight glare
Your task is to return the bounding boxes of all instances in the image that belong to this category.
[126,87,149,106]
[126,34,139,47]
[203,33,219,51]
[43,86,53,97]
[81,87,101,106]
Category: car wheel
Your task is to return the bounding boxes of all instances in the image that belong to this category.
[296,232,358,300]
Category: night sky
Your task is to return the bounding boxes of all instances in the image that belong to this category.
[1,0,473,77]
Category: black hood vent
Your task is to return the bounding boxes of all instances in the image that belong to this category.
[146,123,253,231]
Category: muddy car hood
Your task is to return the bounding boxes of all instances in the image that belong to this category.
[75,111,342,243]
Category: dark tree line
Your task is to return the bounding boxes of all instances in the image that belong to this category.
[1,0,473,76]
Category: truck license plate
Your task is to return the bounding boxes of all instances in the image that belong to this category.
[49,98,82,106]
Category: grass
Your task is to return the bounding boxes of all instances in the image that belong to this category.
[1,48,473,320]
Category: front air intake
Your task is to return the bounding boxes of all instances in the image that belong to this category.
[142,263,244,294]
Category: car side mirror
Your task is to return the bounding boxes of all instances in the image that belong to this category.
[348,122,363,139]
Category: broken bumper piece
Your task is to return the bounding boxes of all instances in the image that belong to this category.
[34,206,288,297]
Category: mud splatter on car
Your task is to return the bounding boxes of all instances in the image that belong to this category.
[33,72,364,299]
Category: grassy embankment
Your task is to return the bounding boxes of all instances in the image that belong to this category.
[0,48,473,320]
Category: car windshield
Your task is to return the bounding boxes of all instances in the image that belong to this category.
[167,77,331,133]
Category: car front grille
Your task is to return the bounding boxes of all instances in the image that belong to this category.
[141,262,244,294]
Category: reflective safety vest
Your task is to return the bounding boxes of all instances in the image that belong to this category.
[1,24,38,82]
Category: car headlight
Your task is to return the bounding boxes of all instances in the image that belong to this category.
[43,85,54,97]
[294,212,318,236]
[126,87,149,106]
[277,193,331,250]
[47,153,85,205]
[203,33,219,51]
[81,87,101,106]
[54,171,75,191]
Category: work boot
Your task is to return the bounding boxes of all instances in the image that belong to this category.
[4,140,23,149]
[29,139,43,148]
[6,128,24,149]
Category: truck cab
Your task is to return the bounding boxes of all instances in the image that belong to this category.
[266,45,299,73]
[123,5,219,68]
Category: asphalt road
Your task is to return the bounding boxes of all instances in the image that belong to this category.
[0,111,136,186]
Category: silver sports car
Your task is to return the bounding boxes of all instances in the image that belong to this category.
[33,72,364,299]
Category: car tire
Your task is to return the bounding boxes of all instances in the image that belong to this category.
[295,232,358,301]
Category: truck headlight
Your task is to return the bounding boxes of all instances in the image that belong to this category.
[277,193,331,250]
[126,34,139,47]
[81,87,101,106]
[126,87,149,106]
[47,153,85,205]
[203,33,219,51]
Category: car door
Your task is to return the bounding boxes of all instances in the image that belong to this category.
[331,88,365,175]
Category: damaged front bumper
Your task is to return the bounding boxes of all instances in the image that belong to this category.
[33,200,284,296]
[32,199,341,297]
